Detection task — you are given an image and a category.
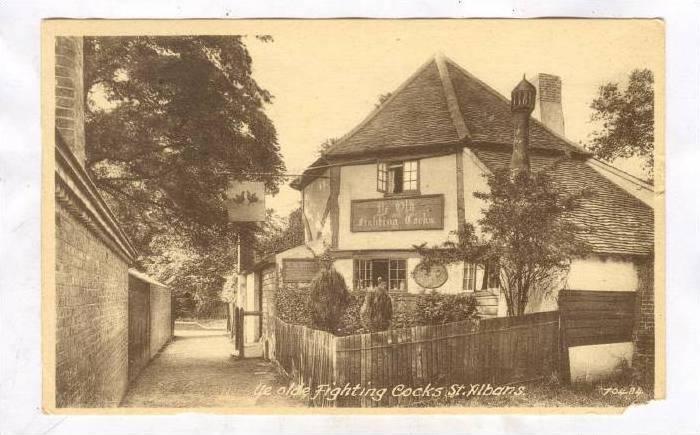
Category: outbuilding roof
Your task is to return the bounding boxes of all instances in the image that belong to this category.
[472,150,654,256]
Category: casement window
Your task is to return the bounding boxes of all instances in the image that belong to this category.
[377,160,419,194]
[463,262,500,291]
[353,259,407,291]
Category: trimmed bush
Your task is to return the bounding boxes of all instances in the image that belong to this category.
[360,288,393,332]
[309,266,351,333]
[413,291,478,325]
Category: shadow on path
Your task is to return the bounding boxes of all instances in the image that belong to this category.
[121,329,304,408]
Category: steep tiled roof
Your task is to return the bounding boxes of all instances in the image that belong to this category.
[323,54,588,157]
[325,59,460,156]
[445,61,582,153]
[472,150,654,256]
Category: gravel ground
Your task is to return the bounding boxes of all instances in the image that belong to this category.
[121,330,305,408]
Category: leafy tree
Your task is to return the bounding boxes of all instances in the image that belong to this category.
[83,36,285,315]
[316,93,392,157]
[255,207,305,257]
[587,69,654,180]
[416,166,590,317]
[317,137,338,157]
[374,92,393,108]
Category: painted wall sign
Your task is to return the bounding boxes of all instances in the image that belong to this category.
[412,263,449,289]
[225,181,266,222]
[282,259,320,283]
[350,194,444,232]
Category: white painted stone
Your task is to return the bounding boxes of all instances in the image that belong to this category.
[569,342,633,383]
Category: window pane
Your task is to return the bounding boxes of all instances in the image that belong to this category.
[403,160,418,191]
[463,262,476,291]
[354,259,374,290]
[388,259,407,291]
[377,163,387,192]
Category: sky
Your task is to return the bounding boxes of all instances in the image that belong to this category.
[241,20,663,217]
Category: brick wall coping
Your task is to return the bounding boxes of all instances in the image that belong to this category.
[128,268,168,288]
[55,134,138,263]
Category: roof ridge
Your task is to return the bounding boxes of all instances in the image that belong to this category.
[442,56,591,156]
[324,56,443,157]
[434,53,471,141]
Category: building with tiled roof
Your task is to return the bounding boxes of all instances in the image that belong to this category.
[242,53,656,383]
[288,50,652,294]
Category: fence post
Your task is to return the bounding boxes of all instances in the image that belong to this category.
[238,307,245,358]
[558,311,571,384]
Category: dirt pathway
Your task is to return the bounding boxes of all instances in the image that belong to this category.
[121,330,305,408]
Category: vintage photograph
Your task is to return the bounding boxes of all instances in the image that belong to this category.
[42,19,664,411]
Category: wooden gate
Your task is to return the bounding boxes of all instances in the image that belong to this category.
[128,276,150,382]
[559,290,636,347]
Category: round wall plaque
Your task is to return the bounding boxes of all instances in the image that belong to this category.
[412,263,448,289]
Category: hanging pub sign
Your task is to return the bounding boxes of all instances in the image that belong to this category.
[412,262,449,289]
[224,181,266,222]
[350,194,444,232]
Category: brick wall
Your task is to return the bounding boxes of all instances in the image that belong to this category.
[536,73,561,103]
[53,35,137,408]
[55,36,86,166]
[632,256,655,386]
[532,73,565,136]
[55,205,130,407]
[149,283,173,358]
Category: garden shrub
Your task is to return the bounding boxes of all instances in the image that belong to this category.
[309,266,351,333]
[274,283,313,327]
[413,291,478,325]
[336,291,367,336]
[360,288,393,332]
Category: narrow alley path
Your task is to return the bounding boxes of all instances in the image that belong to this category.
[121,329,304,408]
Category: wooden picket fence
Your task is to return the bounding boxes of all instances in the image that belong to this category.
[269,317,337,407]
[270,311,561,407]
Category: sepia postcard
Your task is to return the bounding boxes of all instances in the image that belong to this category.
[41,19,665,414]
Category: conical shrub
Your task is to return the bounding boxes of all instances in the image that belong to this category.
[309,265,350,333]
[360,287,393,332]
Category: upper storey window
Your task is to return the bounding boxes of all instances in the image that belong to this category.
[377,160,419,194]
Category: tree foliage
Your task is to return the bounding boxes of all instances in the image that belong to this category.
[587,69,654,180]
[316,137,338,157]
[255,207,305,257]
[416,166,590,316]
[83,36,285,316]
[374,92,393,108]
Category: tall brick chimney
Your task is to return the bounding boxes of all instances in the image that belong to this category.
[531,73,565,137]
[55,36,86,167]
[510,75,536,174]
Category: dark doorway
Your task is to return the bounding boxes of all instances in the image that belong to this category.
[372,260,389,286]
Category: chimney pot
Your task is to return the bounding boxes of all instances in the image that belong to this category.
[510,76,536,174]
[531,73,565,136]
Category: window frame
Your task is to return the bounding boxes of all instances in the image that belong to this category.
[353,258,408,292]
[376,159,420,195]
[463,262,500,292]
[377,162,388,193]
